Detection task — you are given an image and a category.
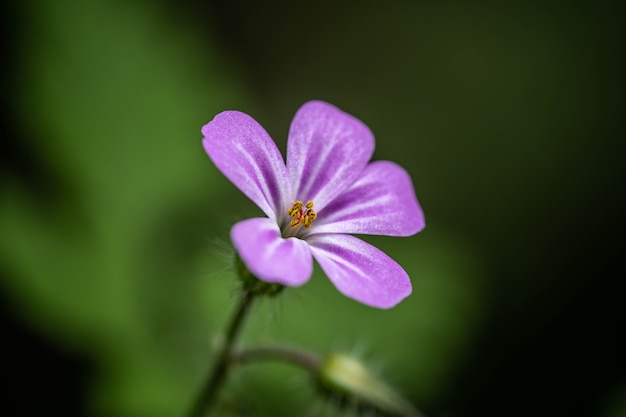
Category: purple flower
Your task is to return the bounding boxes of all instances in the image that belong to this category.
[202,101,425,308]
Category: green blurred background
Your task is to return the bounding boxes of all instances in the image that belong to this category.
[1,1,624,416]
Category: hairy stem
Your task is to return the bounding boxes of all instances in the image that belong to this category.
[187,291,255,417]
[233,344,322,372]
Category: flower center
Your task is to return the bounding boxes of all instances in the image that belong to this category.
[287,200,317,229]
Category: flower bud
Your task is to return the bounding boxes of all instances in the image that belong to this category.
[318,353,423,417]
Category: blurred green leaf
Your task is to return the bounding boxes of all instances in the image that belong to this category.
[1,1,252,416]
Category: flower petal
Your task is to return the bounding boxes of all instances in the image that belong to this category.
[286,101,374,210]
[203,111,290,220]
[231,218,313,286]
[312,161,425,236]
[308,234,411,309]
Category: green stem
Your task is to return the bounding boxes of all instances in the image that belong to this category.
[233,345,322,372]
[187,291,255,417]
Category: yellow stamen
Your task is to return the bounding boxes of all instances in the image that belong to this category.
[288,200,317,229]
[288,200,303,217]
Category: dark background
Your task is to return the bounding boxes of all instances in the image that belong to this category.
[2,1,625,416]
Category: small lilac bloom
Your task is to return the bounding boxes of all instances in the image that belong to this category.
[202,101,425,309]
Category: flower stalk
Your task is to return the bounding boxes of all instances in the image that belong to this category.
[187,290,255,417]
[233,345,322,372]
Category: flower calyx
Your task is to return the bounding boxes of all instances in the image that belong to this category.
[236,255,284,297]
